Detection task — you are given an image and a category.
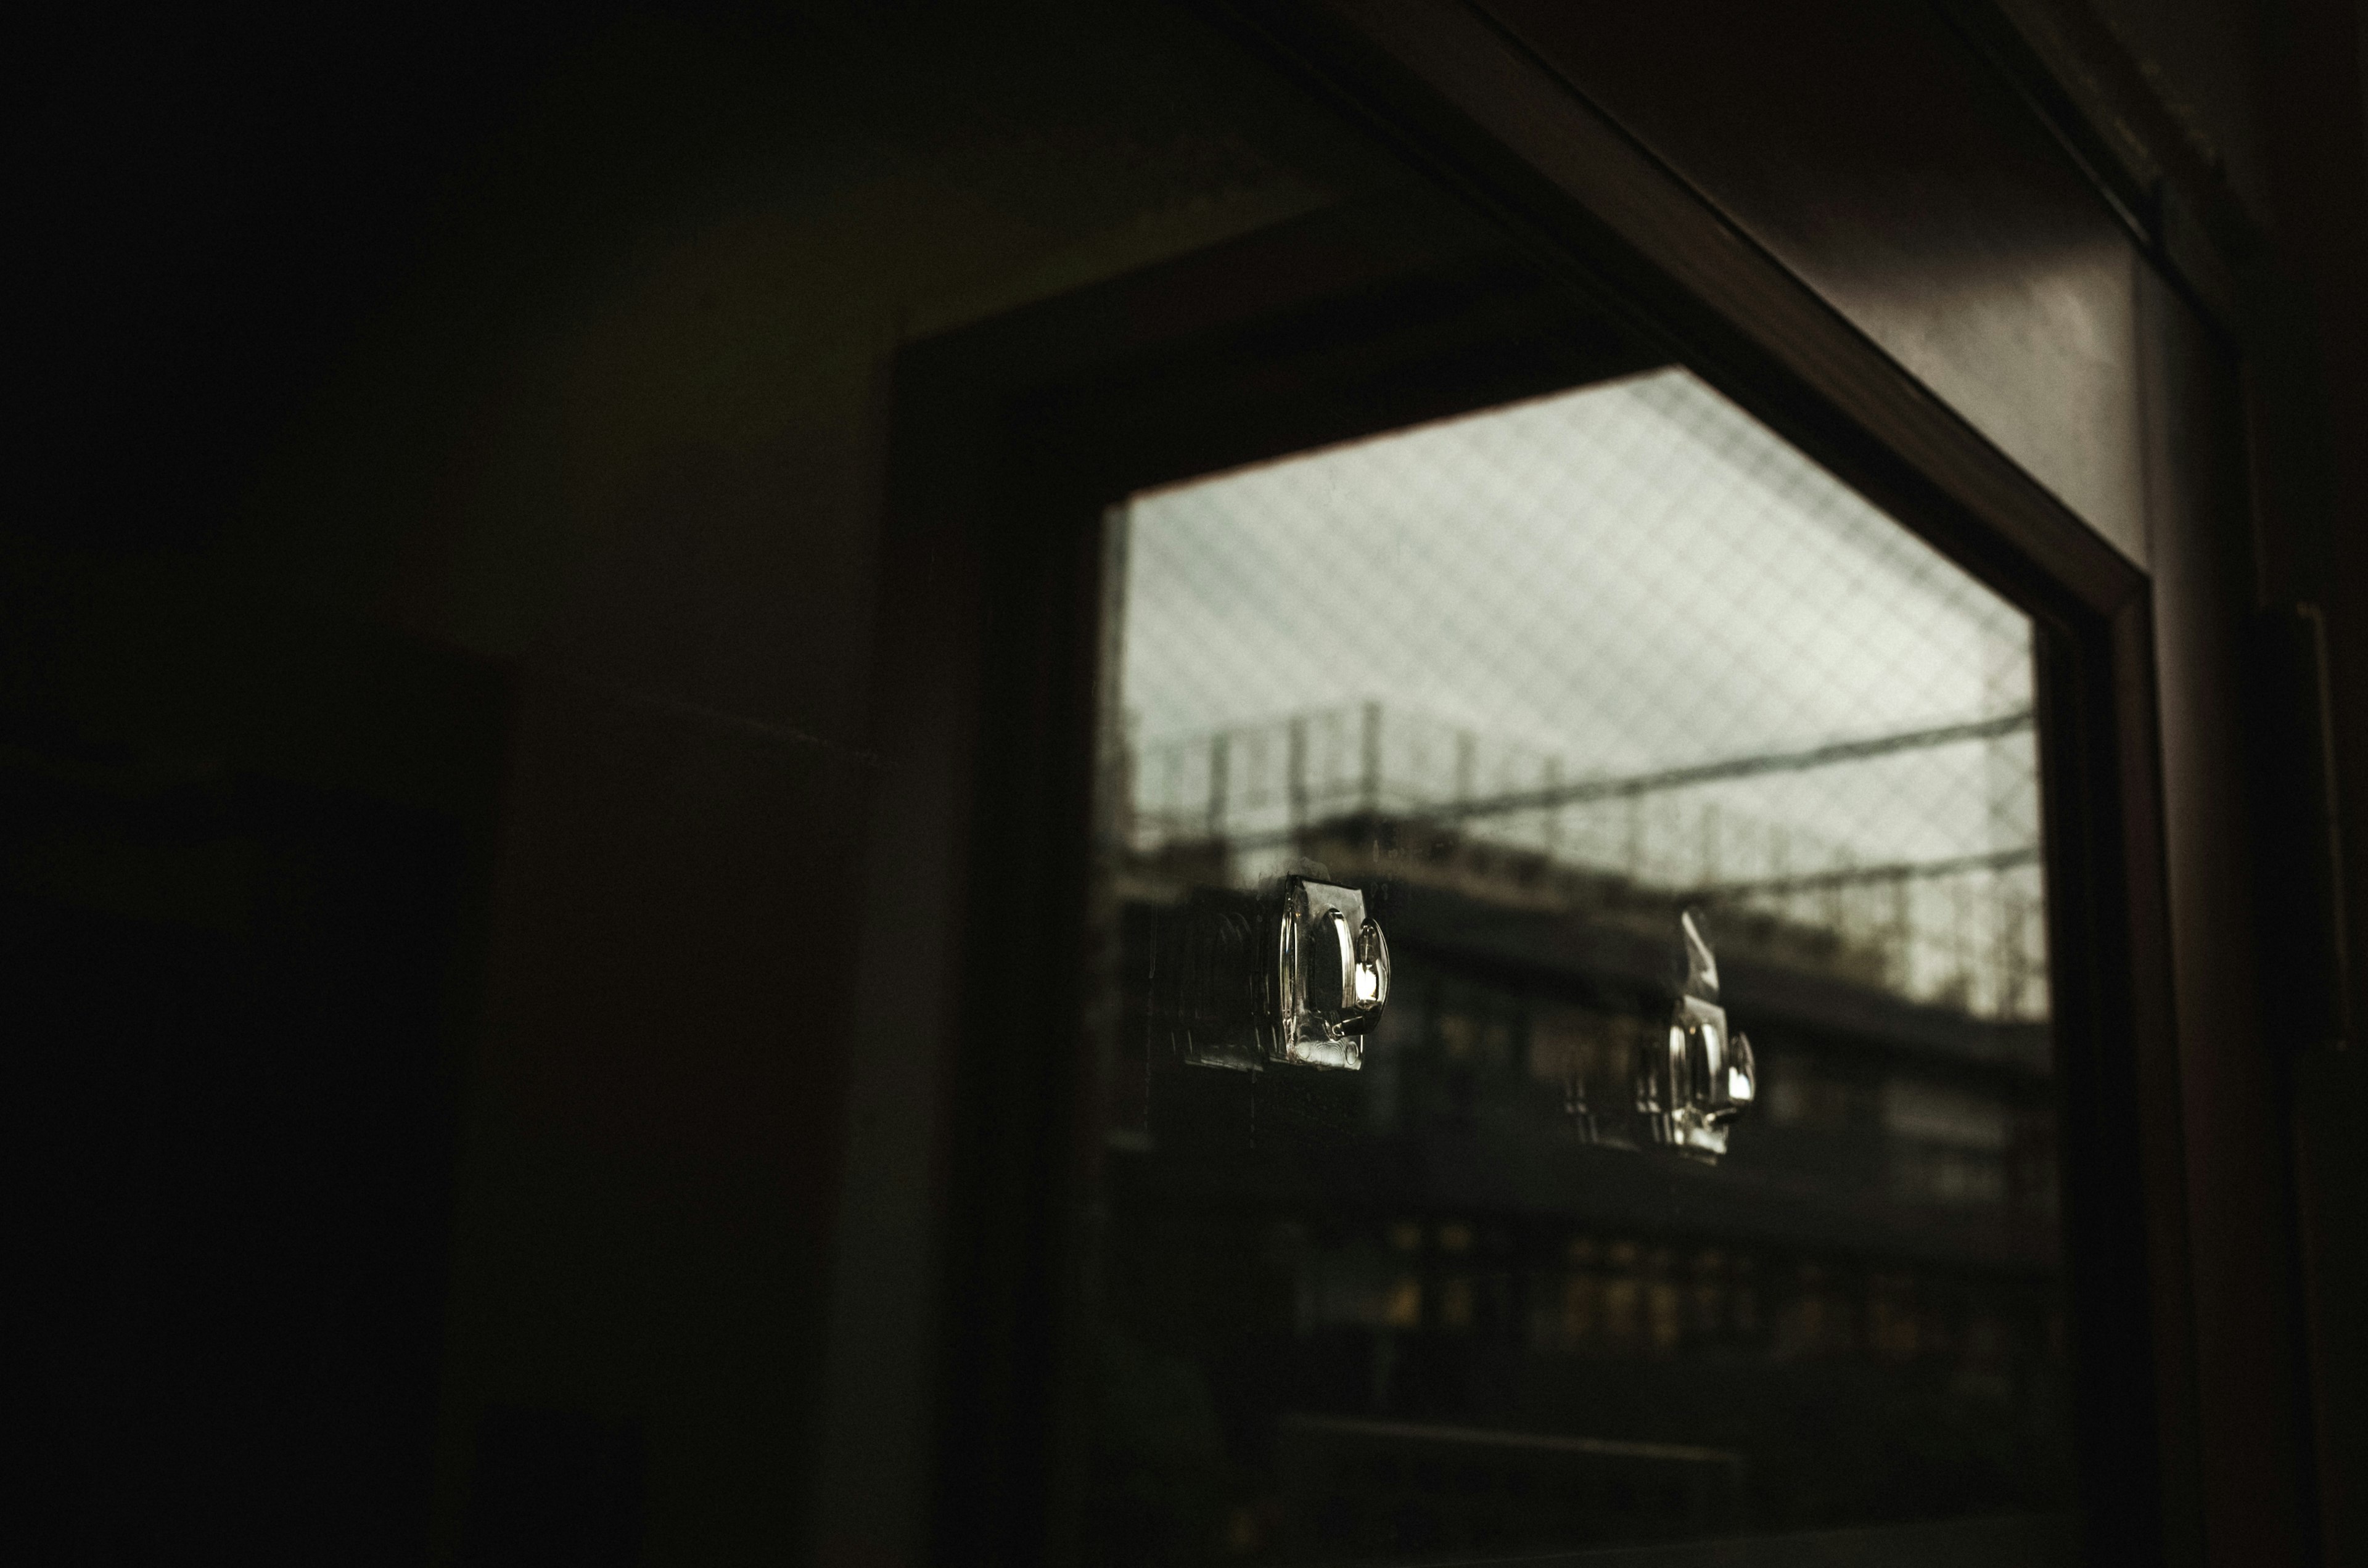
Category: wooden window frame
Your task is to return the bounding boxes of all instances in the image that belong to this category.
[816,7,2295,1566]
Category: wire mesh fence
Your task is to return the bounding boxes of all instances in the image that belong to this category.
[1110,367,2047,1021]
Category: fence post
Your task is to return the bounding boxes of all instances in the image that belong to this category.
[1288,715,1308,834]
[1360,701,1382,815]
[1206,731,1230,841]
[1889,870,1912,995]
[1545,758,1563,859]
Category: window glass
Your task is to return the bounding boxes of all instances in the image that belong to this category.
[1085,368,2071,1564]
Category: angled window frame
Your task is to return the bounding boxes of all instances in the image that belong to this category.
[816,9,2285,1567]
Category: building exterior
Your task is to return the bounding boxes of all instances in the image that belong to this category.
[1093,772,2070,1558]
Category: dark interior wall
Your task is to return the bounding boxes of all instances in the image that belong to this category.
[8,5,1418,1562]
[2254,7,2368,1559]
[2082,0,2271,208]
[2097,2,2368,1558]
[1991,2,2368,1556]
[16,1,2368,1564]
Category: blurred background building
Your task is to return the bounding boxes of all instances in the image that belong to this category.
[1083,372,2071,1559]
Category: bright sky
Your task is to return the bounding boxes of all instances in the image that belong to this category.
[1115,367,2037,876]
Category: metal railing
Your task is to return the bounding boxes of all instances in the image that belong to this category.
[1118,704,2047,1020]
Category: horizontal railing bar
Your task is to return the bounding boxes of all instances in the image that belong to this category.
[1686,845,2040,899]
[1141,707,2035,834]
[1423,710,2037,818]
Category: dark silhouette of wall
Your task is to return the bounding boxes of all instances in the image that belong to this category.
[9,2,2364,1563]
[7,4,1413,1562]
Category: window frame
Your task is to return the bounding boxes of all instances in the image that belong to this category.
[816,12,2279,1567]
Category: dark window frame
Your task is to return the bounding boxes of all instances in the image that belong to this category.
[836,12,2269,1566]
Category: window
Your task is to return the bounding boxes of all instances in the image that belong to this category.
[1080,367,2071,1562]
